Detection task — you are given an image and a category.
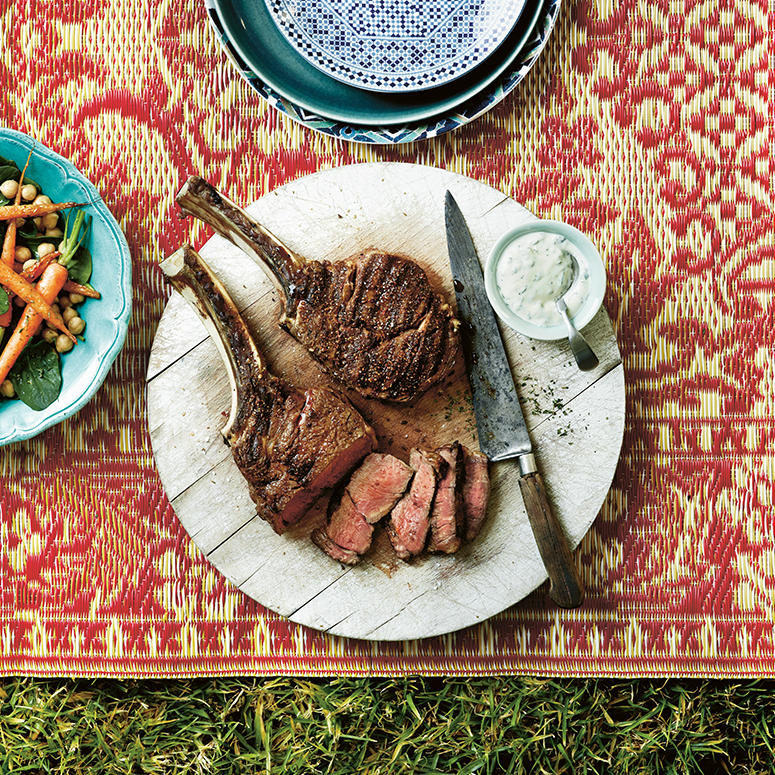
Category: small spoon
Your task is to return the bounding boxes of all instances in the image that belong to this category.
[555,255,599,372]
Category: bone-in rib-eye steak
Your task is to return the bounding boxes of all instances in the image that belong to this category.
[160,245,377,534]
[175,176,460,403]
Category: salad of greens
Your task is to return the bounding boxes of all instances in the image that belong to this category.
[0,153,99,411]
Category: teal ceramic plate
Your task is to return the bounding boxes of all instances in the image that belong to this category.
[210,0,545,126]
[0,129,132,446]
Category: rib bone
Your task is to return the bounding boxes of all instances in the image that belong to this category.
[175,176,459,403]
[160,244,377,534]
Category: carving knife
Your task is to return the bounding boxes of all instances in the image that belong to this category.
[445,191,584,609]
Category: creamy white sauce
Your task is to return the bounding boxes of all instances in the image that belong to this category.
[495,232,590,327]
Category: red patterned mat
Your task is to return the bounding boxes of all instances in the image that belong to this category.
[0,0,772,677]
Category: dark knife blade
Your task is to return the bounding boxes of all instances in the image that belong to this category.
[445,196,532,462]
[445,191,584,609]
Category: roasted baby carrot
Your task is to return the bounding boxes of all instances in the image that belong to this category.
[0,262,71,384]
[0,150,33,326]
[0,261,74,340]
[62,279,100,299]
[0,222,18,327]
[0,200,85,221]
[21,253,58,282]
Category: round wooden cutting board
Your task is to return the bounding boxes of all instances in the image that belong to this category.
[146,162,625,641]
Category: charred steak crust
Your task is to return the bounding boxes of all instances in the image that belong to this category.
[161,245,376,535]
[176,176,460,403]
[285,250,459,402]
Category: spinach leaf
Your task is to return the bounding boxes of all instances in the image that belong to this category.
[17,219,39,240]
[9,342,62,411]
[0,161,40,194]
[68,245,92,284]
[0,288,8,316]
[17,231,64,260]
[0,163,20,186]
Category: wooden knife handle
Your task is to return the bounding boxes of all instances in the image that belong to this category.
[519,469,585,609]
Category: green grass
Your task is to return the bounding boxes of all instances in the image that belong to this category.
[1,677,774,773]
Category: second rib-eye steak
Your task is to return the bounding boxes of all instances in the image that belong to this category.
[160,244,377,534]
[176,176,460,403]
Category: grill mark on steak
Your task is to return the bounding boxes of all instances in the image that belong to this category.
[313,452,414,565]
[176,176,460,403]
[160,245,376,534]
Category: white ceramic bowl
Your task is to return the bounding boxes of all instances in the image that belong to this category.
[0,129,132,446]
[484,220,606,341]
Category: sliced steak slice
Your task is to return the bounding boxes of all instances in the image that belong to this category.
[427,442,462,554]
[461,446,491,541]
[314,452,414,564]
[160,245,376,535]
[176,176,460,403]
[347,453,416,524]
[311,526,361,566]
[387,448,441,560]
[319,490,373,555]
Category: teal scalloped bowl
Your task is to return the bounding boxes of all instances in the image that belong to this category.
[0,128,132,446]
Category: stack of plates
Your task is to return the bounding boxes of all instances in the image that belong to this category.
[205,0,561,143]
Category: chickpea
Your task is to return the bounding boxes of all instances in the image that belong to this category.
[22,258,37,272]
[58,295,72,309]
[0,379,14,398]
[33,217,43,231]
[41,328,58,344]
[55,334,74,353]
[33,194,52,206]
[69,292,85,305]
[0,179,18,199]
[15,246,33,263]
[45,227,64,238]
[41,212,59,230]
[62,306,79,324]
[20,183,37,201]
[38,242,56,258]
[67,316,85,336]
[13,296,25,307]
